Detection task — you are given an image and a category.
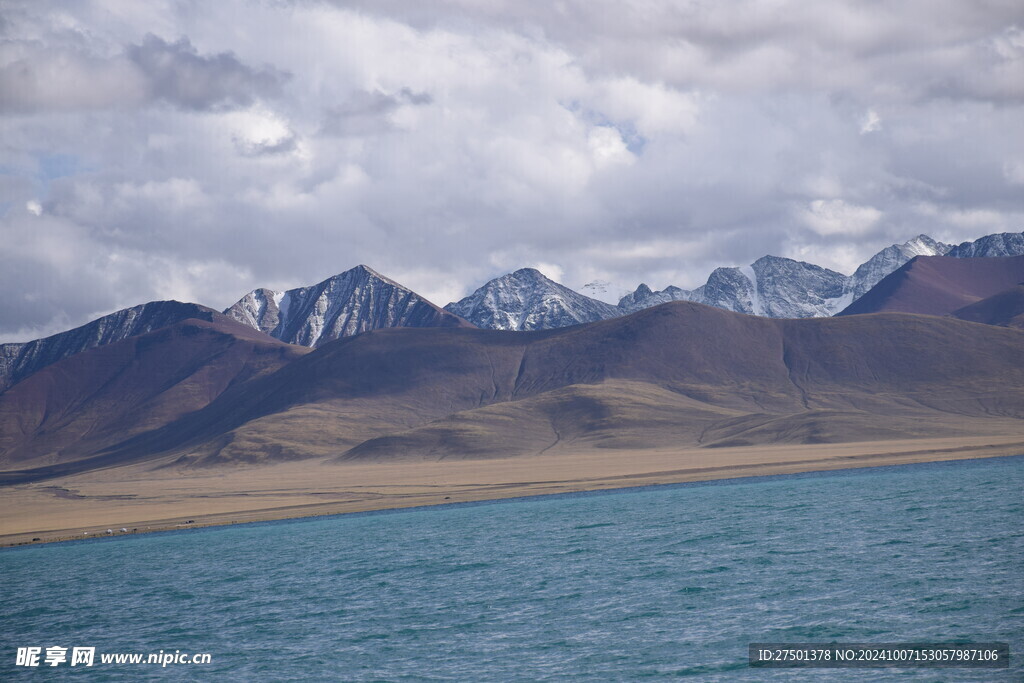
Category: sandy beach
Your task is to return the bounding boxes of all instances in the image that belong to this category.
[3,434,1023,548]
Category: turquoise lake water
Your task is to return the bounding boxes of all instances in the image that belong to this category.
[2,456,1022,680]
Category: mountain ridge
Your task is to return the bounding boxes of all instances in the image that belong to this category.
[3,230,1022,397]
[618,234,956,319]
[0,301,226,393]
[5,299,1024,480]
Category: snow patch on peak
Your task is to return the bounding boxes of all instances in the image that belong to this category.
[902,234,949,257]
[738,264,761,317]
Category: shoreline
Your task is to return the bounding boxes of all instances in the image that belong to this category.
[3,437,1023,549]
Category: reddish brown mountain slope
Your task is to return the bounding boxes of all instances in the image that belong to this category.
[0,317,306,475]
[838,255,1024,317]
[950,285,1024,329]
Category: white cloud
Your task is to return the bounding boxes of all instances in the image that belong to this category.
[587,126,634,169]
[800,199,883,236]
[593,78,703,137]
[0,0,1021,340]
[530,262,565,284]
[860,109,881,134]
[227,107,298,156]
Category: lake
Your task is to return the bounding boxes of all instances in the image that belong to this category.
[3,456,1022,680]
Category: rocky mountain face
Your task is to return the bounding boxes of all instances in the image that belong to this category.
[224,265,472,346]
[0,301,221,393]
[444,268,620,331]
[225,287,283,336]
[746,257,848,318]
[693,267,758,314]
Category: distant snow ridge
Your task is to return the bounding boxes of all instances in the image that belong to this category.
[619,257,848,319]
[946,232,1024,258]
[619,234,954,319]
[444,268,620,331]
[225,265,467,346]
[617,283,692,313]
[449,233,1004,330]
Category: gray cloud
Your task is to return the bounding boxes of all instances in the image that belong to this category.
[0,33,288,114]
[0,41,146,113]
[320,88,432,136]
[0,0,1021,339]
[127,34,290,111]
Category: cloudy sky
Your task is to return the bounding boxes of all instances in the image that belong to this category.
[1,0,1022,341]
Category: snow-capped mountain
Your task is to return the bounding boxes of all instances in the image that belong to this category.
[745,256,849,318]
[619,257,848,319]
[444,268,620,331]
[845,235,951,301]
[619,234,959,319]
[224,265,470,346]
[0,301,220,392]
[946,232,1024,258]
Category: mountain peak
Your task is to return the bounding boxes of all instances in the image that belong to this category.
[347,263,388,280]
[901,234,949,257]
[445,268,619,331]
[508,267,550,281]
[225,266,471,346]
[751,254,788,267]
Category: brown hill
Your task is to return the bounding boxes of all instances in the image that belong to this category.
[838,255,1024,316]
[338,308,1024,460]
[0,316,307,480]
[950,284,1024,329]
[18,302,1024,468]
[3,301,1024,481]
